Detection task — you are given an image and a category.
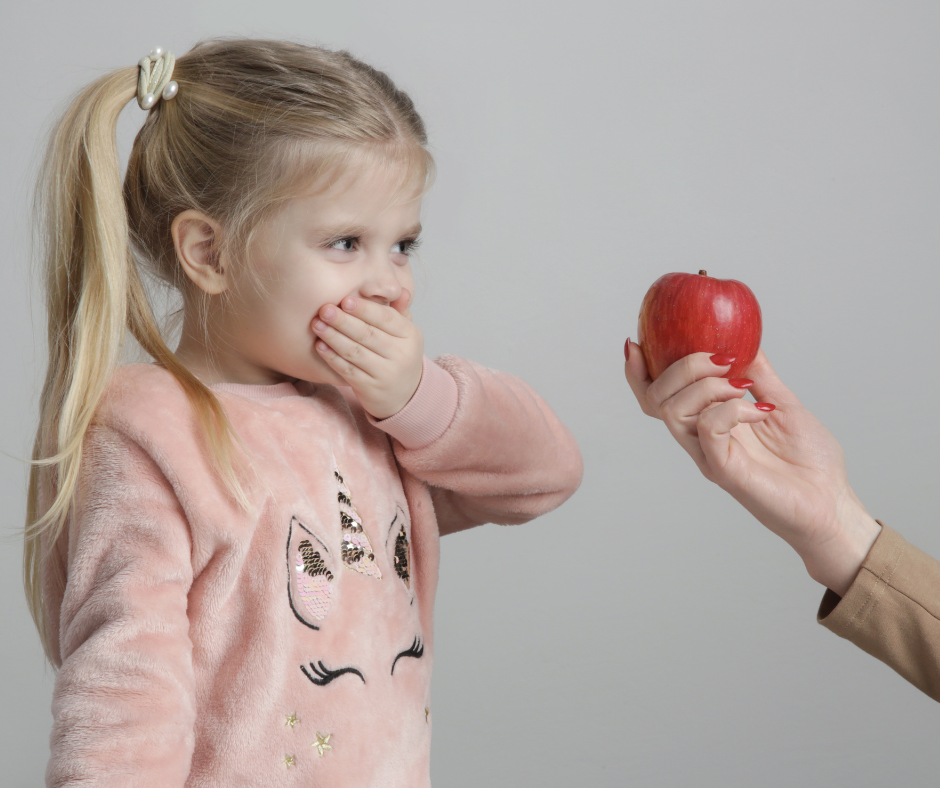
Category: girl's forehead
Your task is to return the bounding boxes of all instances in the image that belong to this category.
[279,169,423,233]
[294,164,424,217]
[321,159,425,200]
[297,142,429,199]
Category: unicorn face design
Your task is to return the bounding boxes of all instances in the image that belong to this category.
[286,459,421,687]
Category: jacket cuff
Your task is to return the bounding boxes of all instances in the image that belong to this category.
[368,357,459,450]
[817,520,901,627]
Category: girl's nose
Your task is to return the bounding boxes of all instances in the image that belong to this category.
[360,258,403,305]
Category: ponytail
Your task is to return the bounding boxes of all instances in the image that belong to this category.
[24,66,248,664]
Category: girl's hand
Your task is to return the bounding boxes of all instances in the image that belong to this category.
[624,341,881,596]
[313,290,424,419]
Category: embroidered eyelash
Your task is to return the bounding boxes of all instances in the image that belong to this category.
[334,466,382,579]
[390,636,424,676]
[394,523,411,588]
[301,660,366,686]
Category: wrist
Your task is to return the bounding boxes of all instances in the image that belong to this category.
[798,495,881,597]
[366,357,459,450]
[363,360,424,420]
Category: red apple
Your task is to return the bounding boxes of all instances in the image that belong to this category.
[637,270,762,380]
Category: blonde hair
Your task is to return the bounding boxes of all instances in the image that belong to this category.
[25,38,434,663]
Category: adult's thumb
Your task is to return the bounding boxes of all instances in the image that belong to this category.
[746,348,800,406]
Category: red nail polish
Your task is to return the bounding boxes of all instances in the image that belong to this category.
[710,354,736,366]
[624,338,631,361]
[755,402,776,412]
[728,378,753,389]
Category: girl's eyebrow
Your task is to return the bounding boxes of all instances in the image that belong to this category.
[316,222,423,240]
[317,224,368,240]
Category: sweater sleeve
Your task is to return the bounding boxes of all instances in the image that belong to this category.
[817,521,940,702]
[47,425,196,787]
[372,355,583,535]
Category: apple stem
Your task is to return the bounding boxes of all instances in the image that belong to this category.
[699,270,708,276]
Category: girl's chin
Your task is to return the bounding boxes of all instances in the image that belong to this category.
[295,358,347,388]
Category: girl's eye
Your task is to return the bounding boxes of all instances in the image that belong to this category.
[392,238,421,256]
[329,237,357,252]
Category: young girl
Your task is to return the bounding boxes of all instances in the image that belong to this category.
[25,39,582,785]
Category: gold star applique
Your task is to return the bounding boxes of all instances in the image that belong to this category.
[283,754,296,768]
[312,732,333,756]
[285,713,300,729]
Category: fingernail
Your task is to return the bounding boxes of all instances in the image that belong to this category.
[314,320,327,332]
[343,296,357,311]
[755,402,776,412]
[624,338,631,361]
[710,354,736,366]
[728,378,753,389]
[322,306,337,321]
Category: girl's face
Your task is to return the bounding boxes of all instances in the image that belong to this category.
[211,167,422,386]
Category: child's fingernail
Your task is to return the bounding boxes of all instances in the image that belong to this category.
[321,306,337,321]
[624,338,631,361]
[314,320,327,332]
[728,378,753,389]
[710,354,736,366]
[343,296,357,311]
[755,402,776,412]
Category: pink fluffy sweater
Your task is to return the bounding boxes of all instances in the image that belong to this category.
[40,355,582,786]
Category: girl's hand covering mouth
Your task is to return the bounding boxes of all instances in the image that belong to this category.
[313,289,424,419]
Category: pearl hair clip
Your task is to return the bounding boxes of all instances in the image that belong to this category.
[137,47,178,110]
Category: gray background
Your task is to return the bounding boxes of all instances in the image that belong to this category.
[3,1,938,785]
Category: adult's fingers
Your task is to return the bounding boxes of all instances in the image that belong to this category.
[697,397,777,476]
[623,339,656,416]
[746,349,801,408]
[645,351,735,413]
[656,376,752,467]
[659,376,752,433]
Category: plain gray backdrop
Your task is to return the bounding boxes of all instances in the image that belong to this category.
[3,1,939,785]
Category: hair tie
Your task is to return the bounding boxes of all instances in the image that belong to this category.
[137,47,178,110]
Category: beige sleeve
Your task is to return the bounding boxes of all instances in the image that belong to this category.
[818,521,940,702]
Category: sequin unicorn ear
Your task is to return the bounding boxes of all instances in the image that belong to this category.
[334,463,382,580]
[393,516,411,590]
[287,517,335,628]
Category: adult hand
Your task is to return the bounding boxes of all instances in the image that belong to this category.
[624,341,880,596]
[312,289,424,419]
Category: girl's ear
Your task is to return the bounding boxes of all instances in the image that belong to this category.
[172,210,229,295]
